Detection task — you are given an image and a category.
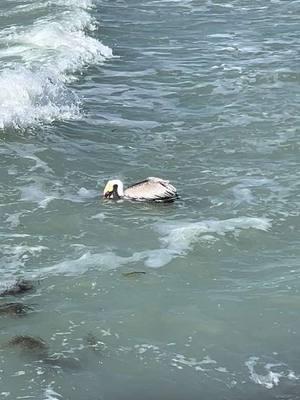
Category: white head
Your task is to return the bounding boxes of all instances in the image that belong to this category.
[103,179,124,199]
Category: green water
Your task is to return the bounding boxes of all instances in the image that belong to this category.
[0,0,300,399]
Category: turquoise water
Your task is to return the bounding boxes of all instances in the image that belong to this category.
[0,0,300,399]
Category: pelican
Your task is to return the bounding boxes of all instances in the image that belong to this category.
[103,177,178,202]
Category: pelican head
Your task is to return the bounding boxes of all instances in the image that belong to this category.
[103,179,124,199]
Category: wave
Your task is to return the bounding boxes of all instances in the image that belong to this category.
[0,0,112,129]
[21,216,271,278]
[0,215,271,280]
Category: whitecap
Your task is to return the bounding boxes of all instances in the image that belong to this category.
[156,217,271,252]
[37,251,144,277]
[140,249,176,268]
[0,68,80,129]
[32,217,272,277]
[130,217,271,268]
[0,1,112,129]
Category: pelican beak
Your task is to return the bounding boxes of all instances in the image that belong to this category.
[103,182,113,198]
[104,191,112,198]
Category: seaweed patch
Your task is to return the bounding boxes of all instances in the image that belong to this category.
[0,302,33,317]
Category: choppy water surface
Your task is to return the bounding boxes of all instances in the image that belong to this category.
[0,0,300,399]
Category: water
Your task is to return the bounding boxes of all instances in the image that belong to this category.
[0,0,300,398]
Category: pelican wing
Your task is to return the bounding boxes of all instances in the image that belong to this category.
[124,177,177,202]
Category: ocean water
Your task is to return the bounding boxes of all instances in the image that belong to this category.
[0,0,300,398]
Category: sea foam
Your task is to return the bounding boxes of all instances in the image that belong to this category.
[43,386,62,400]
[0,1,112,129]
[157,216,271,249]
[137,217,271,268]
[37,217,272,277]
[245,356,299,389]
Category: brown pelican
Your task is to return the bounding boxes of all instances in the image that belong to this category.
[103,177,178,202]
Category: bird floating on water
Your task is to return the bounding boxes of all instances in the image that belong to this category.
[103,177,178,202]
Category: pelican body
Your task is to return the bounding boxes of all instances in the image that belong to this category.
[103,177,178,202]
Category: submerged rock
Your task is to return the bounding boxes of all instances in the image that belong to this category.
[5,336,81,369]
[0,302,33,316]
[0,280,34,297]
[6,335,48,357]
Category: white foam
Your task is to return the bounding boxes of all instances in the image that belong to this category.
[0,2,112,129]
[34,217,272,277]
[5,143,54,173]
[38,251,144,277]
[43,386,62,400]
[61,187,99,203]
[39,248,168,276]
[5,212,23,228]
[232,186,255,205]
[5,0,93,17]
[132,343,225,375]
[207,33,235,39]
[19,182,97,207]
[245,356,299,389]
[171,354,217,371]
[49,0,94,8]
[20,183,57,208]
[77,187,99,199]
[0,68,81,129]
[246,357,281,389]
[157,217,271,252]
[140,249,176,268]
[133,217,271,268]
[89,212,106,221]
[0,244,48,280]
[15,11,111,76]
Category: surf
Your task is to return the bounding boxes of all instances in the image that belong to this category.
[0,0,112,129]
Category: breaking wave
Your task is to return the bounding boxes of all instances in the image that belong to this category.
[0,0,112,129]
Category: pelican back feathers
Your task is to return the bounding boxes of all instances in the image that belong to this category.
[124,177,177,202]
